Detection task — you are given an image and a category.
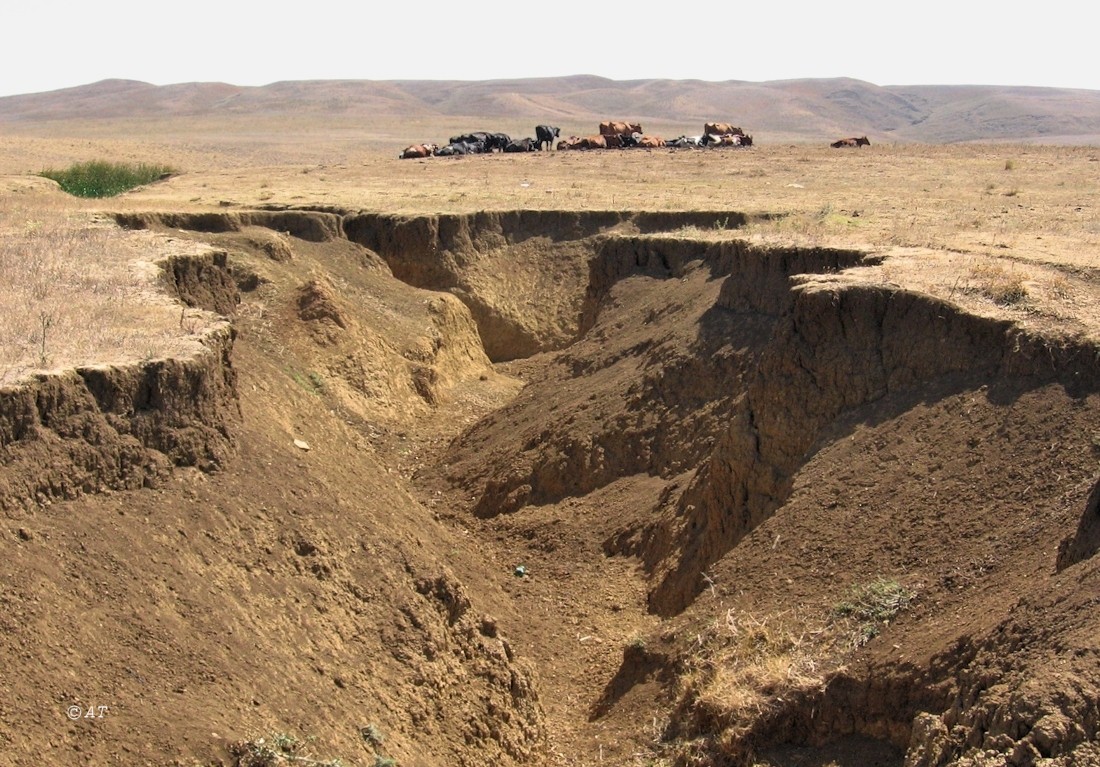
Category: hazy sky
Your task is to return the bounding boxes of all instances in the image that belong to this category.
[4,1,1098,98]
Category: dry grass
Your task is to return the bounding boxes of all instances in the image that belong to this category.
[665,608,832,766]
[665,581,917,765]
[0,180,223,386]
[962,260,1030,305]
[688,611,825,715]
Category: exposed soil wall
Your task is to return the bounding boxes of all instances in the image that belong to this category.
[116,210,345,243]
[451,239,870,523]
[644,278,1100,616]
[0,323,238,511]
[345,210,752,361]
[160,249,241,316]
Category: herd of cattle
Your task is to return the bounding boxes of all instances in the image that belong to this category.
[399,122,870,158]
[399,121,757,158]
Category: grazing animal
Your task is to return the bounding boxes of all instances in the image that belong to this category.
[636,135,665,148]
[599,120,643,137]
[831,136,871,148]
[704,122,744,137]
[503,137,538,152]
[399,143,437,159]
[535,125,561,151]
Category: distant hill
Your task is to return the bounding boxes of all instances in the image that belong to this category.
[2,76,1099,145]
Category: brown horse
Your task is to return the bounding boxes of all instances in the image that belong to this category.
[831,136,871,148]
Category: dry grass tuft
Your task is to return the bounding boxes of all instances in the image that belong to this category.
[964,260,1030,305]
[665,580,917,765]
[666,609,830,766]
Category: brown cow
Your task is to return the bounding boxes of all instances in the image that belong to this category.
[636,135,666,148]
[399,143,438,159]
[599,120,643,137]
[831,136,871,148]
[704,122,744,137]
[575,135,608,150]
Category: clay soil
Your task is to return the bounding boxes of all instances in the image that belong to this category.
[1,123,1099,767]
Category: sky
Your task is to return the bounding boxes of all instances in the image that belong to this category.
[4,1,1098,98]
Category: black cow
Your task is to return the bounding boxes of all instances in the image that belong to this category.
[487,132,511,152]
[535,125,560,151]
[449,132,493,153]
[435,141,477,156]
[504,137,538,152]
[450,131,490,146]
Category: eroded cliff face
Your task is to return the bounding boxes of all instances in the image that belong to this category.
[642,277,1100,617]
[0,323,238,511]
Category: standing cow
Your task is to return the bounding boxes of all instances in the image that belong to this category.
[600,120,643,137]
[535,125,560,151]
[704,122,744,137]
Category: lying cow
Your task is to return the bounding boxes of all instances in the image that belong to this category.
[667,135,703,148]
[831,136,871,148]
[434,141,479,156]
[703,133,752,148]
[567,135,607,150]
[399,143,438,159]
[636,135,666,148]
[450,131,491,146]
[504,137,538,152]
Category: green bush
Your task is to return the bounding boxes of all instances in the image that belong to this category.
[39,160,175,198]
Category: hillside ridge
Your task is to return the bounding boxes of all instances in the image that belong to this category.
[3,76,1100,144]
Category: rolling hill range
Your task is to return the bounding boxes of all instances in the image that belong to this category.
[2,75,1100,145]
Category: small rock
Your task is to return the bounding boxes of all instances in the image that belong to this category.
[293,439,311,451]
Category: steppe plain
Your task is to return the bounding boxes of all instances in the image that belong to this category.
[1,77,1099,767]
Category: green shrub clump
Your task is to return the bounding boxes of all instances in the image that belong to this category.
[39,160,175,198]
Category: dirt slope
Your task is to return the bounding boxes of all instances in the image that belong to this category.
[1,201,1099,767]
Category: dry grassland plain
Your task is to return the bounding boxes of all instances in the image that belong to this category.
[2,126,1098,381]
